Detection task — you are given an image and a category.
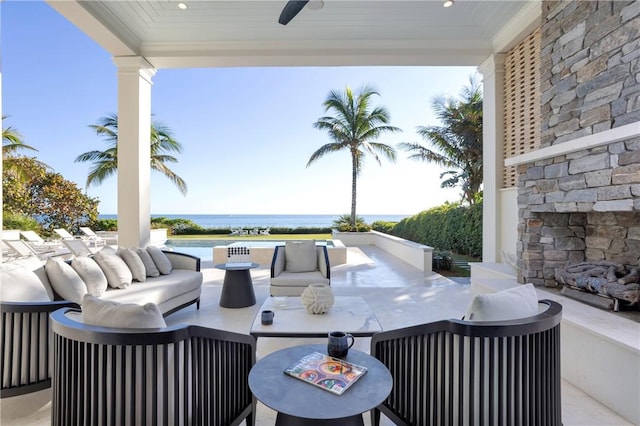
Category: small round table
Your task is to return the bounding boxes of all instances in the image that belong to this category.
[248,344,392,426]
[215,263,258,308]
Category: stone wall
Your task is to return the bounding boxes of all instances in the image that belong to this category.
[540,1,640,147]
[516,1,640,286]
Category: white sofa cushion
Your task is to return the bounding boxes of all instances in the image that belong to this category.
[271,271,330,287]
[94,249,133,289]
[118,248,146,282]
[100,269,202,307]
[147,246,173,275]
[46,258,87,304]
[135,247,160,277]
[0,262,51,302]
[72,257,108,297]
[285,240,318,272]
[465,283,539,321]
[81,294,166,328]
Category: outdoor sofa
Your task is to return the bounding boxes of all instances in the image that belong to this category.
[0,248,202,398]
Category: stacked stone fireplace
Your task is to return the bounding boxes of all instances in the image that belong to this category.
[517,140,640,309]
[513,1,640,310]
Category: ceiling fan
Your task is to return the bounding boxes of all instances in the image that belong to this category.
[278,0,312,25]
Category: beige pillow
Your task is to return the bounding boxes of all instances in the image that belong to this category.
[285,240,318,272]
[147,246,173,275]
[94,249,133,289]
[0,263,51,302]
[45,258,87,304]
[465,283,539,321]
[135,247,160,277]
[118,248,146,282]
[71,257,108,297]
[81,294,166,328]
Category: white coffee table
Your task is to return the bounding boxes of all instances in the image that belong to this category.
[250,296,382,339]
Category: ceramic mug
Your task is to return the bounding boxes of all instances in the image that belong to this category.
[327,331,355,358]
[261,310,275,325]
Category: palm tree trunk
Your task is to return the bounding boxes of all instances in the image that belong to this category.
[351,155,357,228]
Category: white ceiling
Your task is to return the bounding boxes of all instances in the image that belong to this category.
[47,0,541,69]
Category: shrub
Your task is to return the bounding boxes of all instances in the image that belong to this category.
[2,212,40,232]
[94,218,118,231]
[371,221,397,234]
[391,201,482,259]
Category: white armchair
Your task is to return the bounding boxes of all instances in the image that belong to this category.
[270,240,330,296]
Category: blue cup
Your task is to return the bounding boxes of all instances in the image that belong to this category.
[261,310,274,325]
[327,331,354,358]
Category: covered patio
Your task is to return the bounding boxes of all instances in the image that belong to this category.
[1,245,633,425]
[1,0,639,425]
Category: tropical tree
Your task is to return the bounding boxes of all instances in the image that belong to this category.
[399,78,483,205]
[2,116,47,180]
[308,85,401,228]
[3,156,99,235]
[75,113,188,195]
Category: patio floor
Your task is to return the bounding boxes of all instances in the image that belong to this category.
[1,246,632,425]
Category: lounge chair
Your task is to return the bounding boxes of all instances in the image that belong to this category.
[19,230,60,253]
[53,228,79,240]
[78,227,106,248]
[3,240,40,258]
[60,239,94,257]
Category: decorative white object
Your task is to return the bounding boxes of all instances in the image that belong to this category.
[301,283,334,314]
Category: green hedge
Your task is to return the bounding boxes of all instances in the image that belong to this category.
[391,202,482,259]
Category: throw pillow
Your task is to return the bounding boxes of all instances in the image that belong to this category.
[147,246,173,275]
[465,283,539,321]
[135,247,160,277]
[118,248,146,282]
[93,249,133,289]
[0,263,51,302]
[45,258,87,304]
[285,240,318,273]
[81,294,166,328]
[71,257,108,297]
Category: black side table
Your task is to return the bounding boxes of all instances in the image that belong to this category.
[215,262,258,308]
[248,344,392,426]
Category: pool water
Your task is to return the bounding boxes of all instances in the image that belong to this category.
[164,239,333,261]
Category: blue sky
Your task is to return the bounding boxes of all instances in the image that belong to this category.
[2,1,478,215]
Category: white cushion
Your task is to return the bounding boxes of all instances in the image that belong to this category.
[285,240,318,273]
[0,263,51,302]
[71,257,108,297]
[81,294,166,328]
[118,248,146,282]
[45,258,87,304]
[465,283,539,321]
[147,246,173,275]
[135,247,160,277]
[94,249,133,289]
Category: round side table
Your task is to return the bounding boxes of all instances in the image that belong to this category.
[215,262,258,308]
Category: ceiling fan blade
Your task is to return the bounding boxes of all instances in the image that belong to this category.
[278,0,310,25]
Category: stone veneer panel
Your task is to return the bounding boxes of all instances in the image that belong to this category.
[540,1,640,147]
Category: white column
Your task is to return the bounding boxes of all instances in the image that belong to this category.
[113,57,156,248]
[478,54,506,263]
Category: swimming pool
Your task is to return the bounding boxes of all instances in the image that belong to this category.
[164,239,344,264]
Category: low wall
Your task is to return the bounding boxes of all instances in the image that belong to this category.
[471,262,640,425]
[213,240,347,266]
[333,230,433,273]
[96,228,168,247]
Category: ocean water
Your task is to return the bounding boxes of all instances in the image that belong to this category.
[99,214,408,229]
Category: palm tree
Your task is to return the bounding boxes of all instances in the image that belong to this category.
[75,113,188,195]
[2,115,47,180]
[308,85,401,228]
[399,78,483,205]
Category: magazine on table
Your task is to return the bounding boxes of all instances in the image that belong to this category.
[283,352,368,396]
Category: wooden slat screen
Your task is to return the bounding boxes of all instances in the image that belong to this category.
[503,27,541,187]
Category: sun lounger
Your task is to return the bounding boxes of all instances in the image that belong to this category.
[78,227,106,248]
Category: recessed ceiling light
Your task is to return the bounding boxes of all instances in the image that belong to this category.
[177,2,188,10]
[443,0,454,7]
